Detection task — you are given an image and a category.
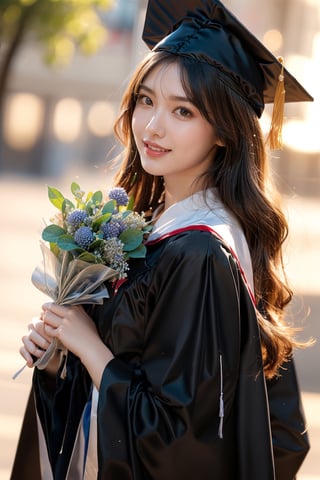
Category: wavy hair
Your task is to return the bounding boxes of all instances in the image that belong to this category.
[113,50,300,378]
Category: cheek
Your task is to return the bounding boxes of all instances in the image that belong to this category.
[132,110,145,138]
[183,129,218,161]
[180,126,213,151]
[131,112,138,134]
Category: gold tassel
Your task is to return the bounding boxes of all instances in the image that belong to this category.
[267,56,285,150]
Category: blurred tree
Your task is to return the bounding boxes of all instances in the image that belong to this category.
[0,0,112,109]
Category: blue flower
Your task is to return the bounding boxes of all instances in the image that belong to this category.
[101,221,121,239]
[67,209,88,228]
[42,183,147,279]
[108,187,129,206]
[74,226,94,249]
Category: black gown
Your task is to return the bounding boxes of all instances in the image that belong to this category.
[11,229,309,479]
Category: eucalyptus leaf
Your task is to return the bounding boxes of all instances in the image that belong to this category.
[120,229,143,252]
[93,212,112,228]
[71,182,81,196]
[49,242,60,257]
[122,210,132,219]
[57,234,79,251]
[77,251,97,263]
[85,191,93,203]
[127,244,146,258]
[42,224,66,242]
[48,186,65,211]
[102,200,116,214]
[92,190,103,205]
[88,239,105,250]
[127,195,135,210]
[85,199,96,215]
[62,198,75,214]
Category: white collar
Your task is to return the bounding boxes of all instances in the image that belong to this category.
[149,190,254,292]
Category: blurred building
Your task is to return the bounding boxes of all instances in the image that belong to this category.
[226,0,320,196]
[0,0,319,195]
[0,0,149,178]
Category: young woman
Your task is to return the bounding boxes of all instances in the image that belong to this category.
[12,1,312,479]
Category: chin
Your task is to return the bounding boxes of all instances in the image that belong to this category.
[140,162,163,177]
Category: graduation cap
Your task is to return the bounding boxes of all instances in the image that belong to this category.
[142,0,313,149]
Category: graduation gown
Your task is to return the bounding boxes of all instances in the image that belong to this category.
[11,191,309,479]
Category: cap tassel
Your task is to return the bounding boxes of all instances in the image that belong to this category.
[267,57,285,150]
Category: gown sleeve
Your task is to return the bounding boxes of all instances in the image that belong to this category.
[267,358,310,479]
[96,230,274,480]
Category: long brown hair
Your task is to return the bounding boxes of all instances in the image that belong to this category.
[114,50,299,378]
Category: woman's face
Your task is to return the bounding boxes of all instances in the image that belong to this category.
[132,62,221,196]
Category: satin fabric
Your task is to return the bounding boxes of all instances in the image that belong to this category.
[11,230,309,479]
[148,189,254,293]
[142,0,313,115]
[94,229,309,479]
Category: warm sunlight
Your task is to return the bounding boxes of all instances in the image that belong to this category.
[3,93,44,150]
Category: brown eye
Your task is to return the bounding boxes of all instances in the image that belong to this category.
[136,94,153,106]
[176,107,192,117]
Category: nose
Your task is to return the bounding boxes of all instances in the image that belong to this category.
[145,111,165,137]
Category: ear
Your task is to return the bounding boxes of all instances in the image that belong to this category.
[216,138,225,147]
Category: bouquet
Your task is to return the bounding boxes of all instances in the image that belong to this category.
[15,182,151,376]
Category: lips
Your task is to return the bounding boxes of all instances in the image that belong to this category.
[143,141,171,153]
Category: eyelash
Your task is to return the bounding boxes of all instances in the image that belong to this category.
[135,94,152,105]
[135,93,193,118]
[176,107,192,118]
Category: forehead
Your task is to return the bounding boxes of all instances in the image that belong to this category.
[141,62,187,96]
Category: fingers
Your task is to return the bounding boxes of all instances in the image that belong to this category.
[42,309,56,328]
[20,318,52,366]
[41,304,97,359]
[20,336,45,366]
[42,303,85,329]
[43,322,58,338]
[42,302,71,318]
[19,344,36,367]
[31,317,53,343]
[42,303,70,328]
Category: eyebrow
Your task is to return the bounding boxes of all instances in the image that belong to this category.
[138,84,191,103]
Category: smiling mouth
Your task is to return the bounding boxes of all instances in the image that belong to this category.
[144,142,171,153]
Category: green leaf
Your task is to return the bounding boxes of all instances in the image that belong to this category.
[127,244,146,258]
[57,234,79,251]
[77,252,97,263]
[88,239,105,250]
[48,186,65,210]
[71,182,80,196]
[85,191,93,203]
[122,210,132,219]
[42,224,66,243]
[91,190,103,205]
[49,242,60,257]
[62,198,75,214]
[92,212,112,228]
[102,200,116,214]
[127,195,135,210]
[120,229,143,252]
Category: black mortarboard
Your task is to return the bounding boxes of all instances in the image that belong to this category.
[142,0,313,148]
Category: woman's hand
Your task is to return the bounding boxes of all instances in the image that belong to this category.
[20,316,53,367]
[42,303,98,360]
[42,303,114,388]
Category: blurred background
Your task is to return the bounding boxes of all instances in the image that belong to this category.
[0,0,319,478]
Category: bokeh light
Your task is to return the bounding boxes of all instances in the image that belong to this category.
[3,93,44,150]
[53,98,83,143]
[87,101,115,137]
[263,29,283,52]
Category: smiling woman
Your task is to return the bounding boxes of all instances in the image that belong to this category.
[132,62,221,206]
